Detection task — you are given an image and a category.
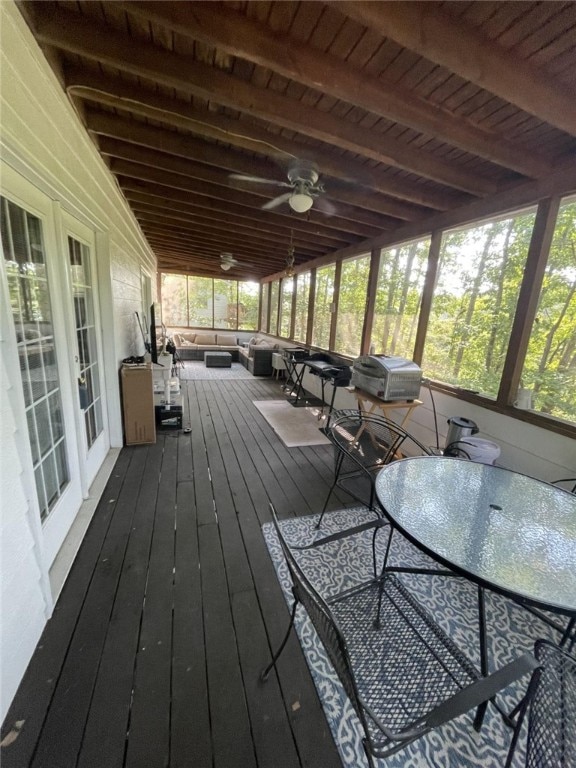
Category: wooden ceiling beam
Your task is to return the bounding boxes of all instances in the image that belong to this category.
[33,5,496,194]
[121,0,553,179]
[65,65,460,211]
[146,240,280,275]
[96,132,401,231]
[90,113,409,223]
[124,194,336,252]
[109,159,379,239]
[143,232,285,266]
[118,179,354,244]
[129,202,327,256]
[334,1,576,138]
[152,246,265,275]
[135,212,323,259]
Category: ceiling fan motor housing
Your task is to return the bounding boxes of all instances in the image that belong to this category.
[287,161,319,187]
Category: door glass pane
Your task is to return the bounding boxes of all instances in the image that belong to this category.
[1,196,69,521]
[68,235,104,450]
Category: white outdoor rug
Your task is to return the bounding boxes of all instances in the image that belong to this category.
[179,361,253,380]
[263,507,560,768]
[253,400,331,447]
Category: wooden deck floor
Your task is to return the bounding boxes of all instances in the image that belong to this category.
[2,378,350,768]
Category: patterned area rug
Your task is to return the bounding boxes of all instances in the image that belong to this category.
[263,507,560,768]
[179,361,253,380]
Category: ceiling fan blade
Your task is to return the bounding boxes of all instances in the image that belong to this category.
[262,192,292,210]
[315,197,337,217]
[229,173,291,188]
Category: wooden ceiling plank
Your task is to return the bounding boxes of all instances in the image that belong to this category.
[64,65,461,210]
[141,230,288,262]
[111,159,373,239]
[116,1,552,178]
[143,226,289,258]
[134,211,323,257]
[126,197,333,253]
[32,4,497,193]
[333,1,576,137]
[118,178,358,244]
[136,217,321,259]
[149,235,281,262]
[92,114,410,222]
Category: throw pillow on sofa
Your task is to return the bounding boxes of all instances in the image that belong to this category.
[194,333,217,345]
[216,333,237,346]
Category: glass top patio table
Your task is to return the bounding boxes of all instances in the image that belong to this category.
[375,456,576,616]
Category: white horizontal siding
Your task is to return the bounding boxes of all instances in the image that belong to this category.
[0,0,157,721]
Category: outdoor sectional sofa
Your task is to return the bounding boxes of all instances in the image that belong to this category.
[169,329,307,376]
[238,336,277,376]
[170,331,241,361]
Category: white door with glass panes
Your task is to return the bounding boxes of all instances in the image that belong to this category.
[62,213,108,488]
[0,165,83,566]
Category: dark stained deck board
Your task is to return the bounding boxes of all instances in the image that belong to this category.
[31,445,150,768]
[2,378,344,768]
[199,522,257,768]
[77,441,165,768]
[0,448,134,768]
[171,480,211,768]
[203,380,344,768]
[124,436,178,768]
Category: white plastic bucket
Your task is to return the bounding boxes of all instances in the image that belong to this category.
[460,437,501,465]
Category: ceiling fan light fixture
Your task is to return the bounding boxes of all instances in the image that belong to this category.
[289,192,313,213]
[220,262,232,271]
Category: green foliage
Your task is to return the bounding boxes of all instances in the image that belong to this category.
[161,273,260,331]
[312,265,335,348]
[523,200,576,421]
[335,254,370,356]
[371,239,429,357]
[294,272,311,342]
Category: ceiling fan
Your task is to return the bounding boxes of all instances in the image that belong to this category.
[220,252,239,271]
[230,160,335,215]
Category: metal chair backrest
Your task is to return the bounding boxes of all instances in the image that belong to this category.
[329,409,432,472]
[269,509,367,722]
[551,478,576,495]
[527,640,576,767]
[506,639,576,767]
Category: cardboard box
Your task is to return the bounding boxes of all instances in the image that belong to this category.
[121,364,156,445]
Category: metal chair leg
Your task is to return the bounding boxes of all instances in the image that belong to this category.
[261,598,299,682]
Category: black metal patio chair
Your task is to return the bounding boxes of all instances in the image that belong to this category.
[505,639,576,768]
[262,506,537,766]
[317,408,433,530]
[551,478,576,494]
